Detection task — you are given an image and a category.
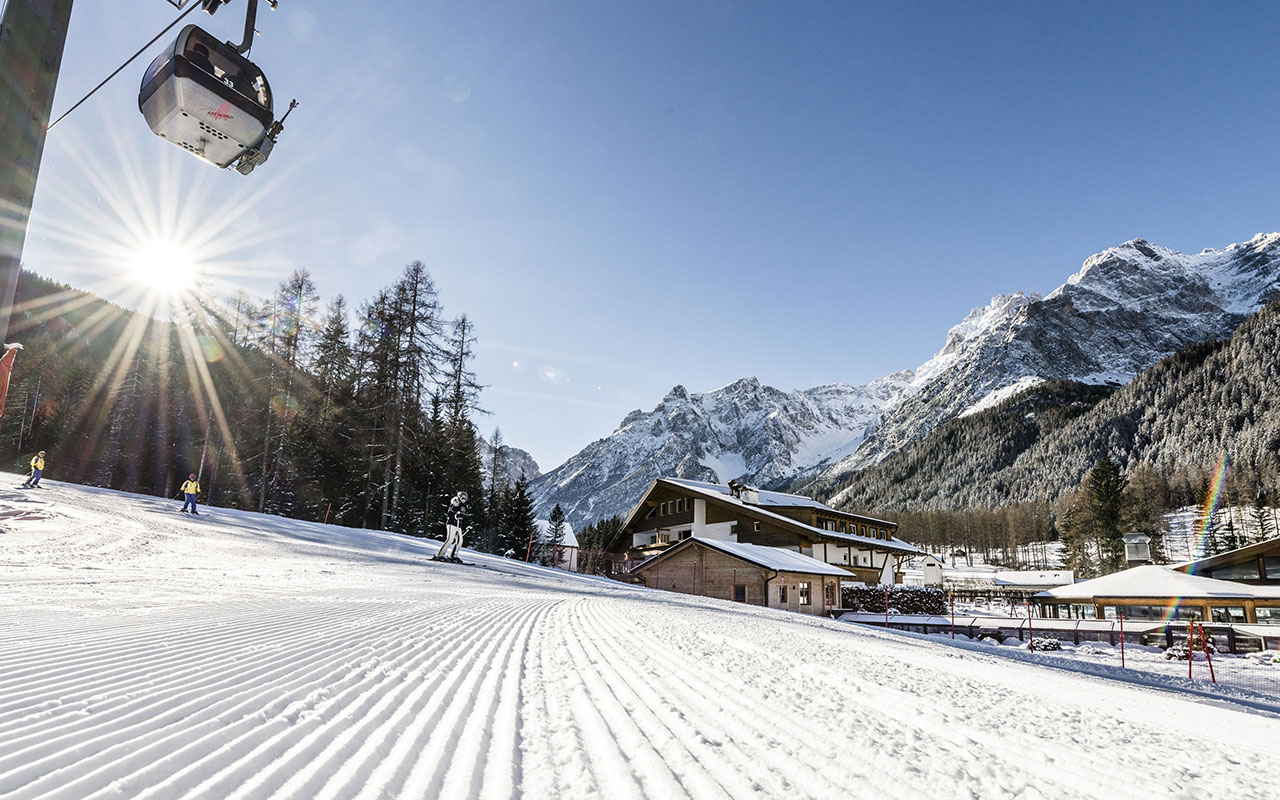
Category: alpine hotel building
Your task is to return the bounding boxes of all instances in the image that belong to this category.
[607,478,922,615]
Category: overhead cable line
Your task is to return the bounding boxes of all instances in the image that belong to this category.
[48,1,204,131]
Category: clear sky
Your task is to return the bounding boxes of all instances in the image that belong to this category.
[20,0,1280,470]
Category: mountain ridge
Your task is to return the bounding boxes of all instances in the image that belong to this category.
[534,233,1280,527]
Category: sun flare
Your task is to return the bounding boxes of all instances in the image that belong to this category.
[130,240,197,297]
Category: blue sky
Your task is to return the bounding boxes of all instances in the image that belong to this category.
[21,1,1280,469]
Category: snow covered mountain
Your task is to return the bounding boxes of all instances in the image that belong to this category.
[536,234,1280,525]
[818,233,1280,499]
[531,373,913,527]
[477,437,541,485]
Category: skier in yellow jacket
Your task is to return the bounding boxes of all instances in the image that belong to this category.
[180,473,201,514]
[22,451,45,488]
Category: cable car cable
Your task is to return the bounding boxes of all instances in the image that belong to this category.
[47,1,204,132]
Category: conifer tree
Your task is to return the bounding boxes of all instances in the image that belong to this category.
[496,476,537,560]
[1085,457,1127,572]
[1251,489,1275,544]
[546,503,568,568]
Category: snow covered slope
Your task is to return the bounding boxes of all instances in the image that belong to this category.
[532,373,912,527]
[3,478,1280,799]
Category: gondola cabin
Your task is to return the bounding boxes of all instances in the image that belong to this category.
[139,25,276,174]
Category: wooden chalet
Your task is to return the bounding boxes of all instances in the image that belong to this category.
[629,537,850,616]
[607,478,922,585]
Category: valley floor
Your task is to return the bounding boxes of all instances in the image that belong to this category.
[1,477,1277,799]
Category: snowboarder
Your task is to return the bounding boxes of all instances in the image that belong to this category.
[180,473,200,514]
[22,450,45,488]
[432,491,469,563]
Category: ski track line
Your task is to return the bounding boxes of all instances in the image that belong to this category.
[0,601,459,798]
[0,604,432,798]
[587,601,873,798]
[517,600,592,799]
[430,598,549,800]
[0,601,395,711]
[104,604,464,800]
[318,600,538,800]
[525,609,653,800]
[122,603,492,800]
[628,609,1096,799]
[379,598,553,800]
[559,599,743,799]
[583,600,894,799]
[198,600,529,800]
[90,599,471,798]
[0,600,417,739]
[591,600,902,798]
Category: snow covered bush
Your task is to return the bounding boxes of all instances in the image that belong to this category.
[1164,639,1217,660]
[1030,637,1061,651]
[841,586,946,615]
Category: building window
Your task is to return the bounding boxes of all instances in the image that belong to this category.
[780,585,788,603]
[799,582,811,605]
[645,507,656,519]
[824,583,834,607]
[1211,606,1247,624]
[678,530,691,540]
[1209,563,1263,580]
[733,585,746,603]
[753,521,761,532]
[860,525,866,536]
[1256,607,1280,624]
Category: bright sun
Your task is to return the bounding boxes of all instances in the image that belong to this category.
[130,240,197,296]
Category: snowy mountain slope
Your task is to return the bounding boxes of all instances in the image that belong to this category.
[816,233,1280,498]
[531,373,913,527]
[477,436,541,485]
[5,479,1277,798]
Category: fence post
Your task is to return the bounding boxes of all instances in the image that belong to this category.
[324,502,331,524]
[884,585,889,627]
[1188,623,1195,680]
[1118,613,1125,669]
[1026,600,1034,651]
[950,592,955,640]
[1198,622,1216,684]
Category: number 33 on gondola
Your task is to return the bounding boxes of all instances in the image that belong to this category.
[140,0,297,175]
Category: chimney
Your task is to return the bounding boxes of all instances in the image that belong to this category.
[1122,532,1152,567]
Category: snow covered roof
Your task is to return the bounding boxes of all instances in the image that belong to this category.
[1035,565,1280,601]
[1173,535,1280,575]
[992,570,1074,587]
[534,519,578,548]
[632,537,852,577]
[656,479,922,555]
[665,478,896,525]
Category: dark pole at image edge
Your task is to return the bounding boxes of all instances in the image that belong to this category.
[0,0,75,342]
